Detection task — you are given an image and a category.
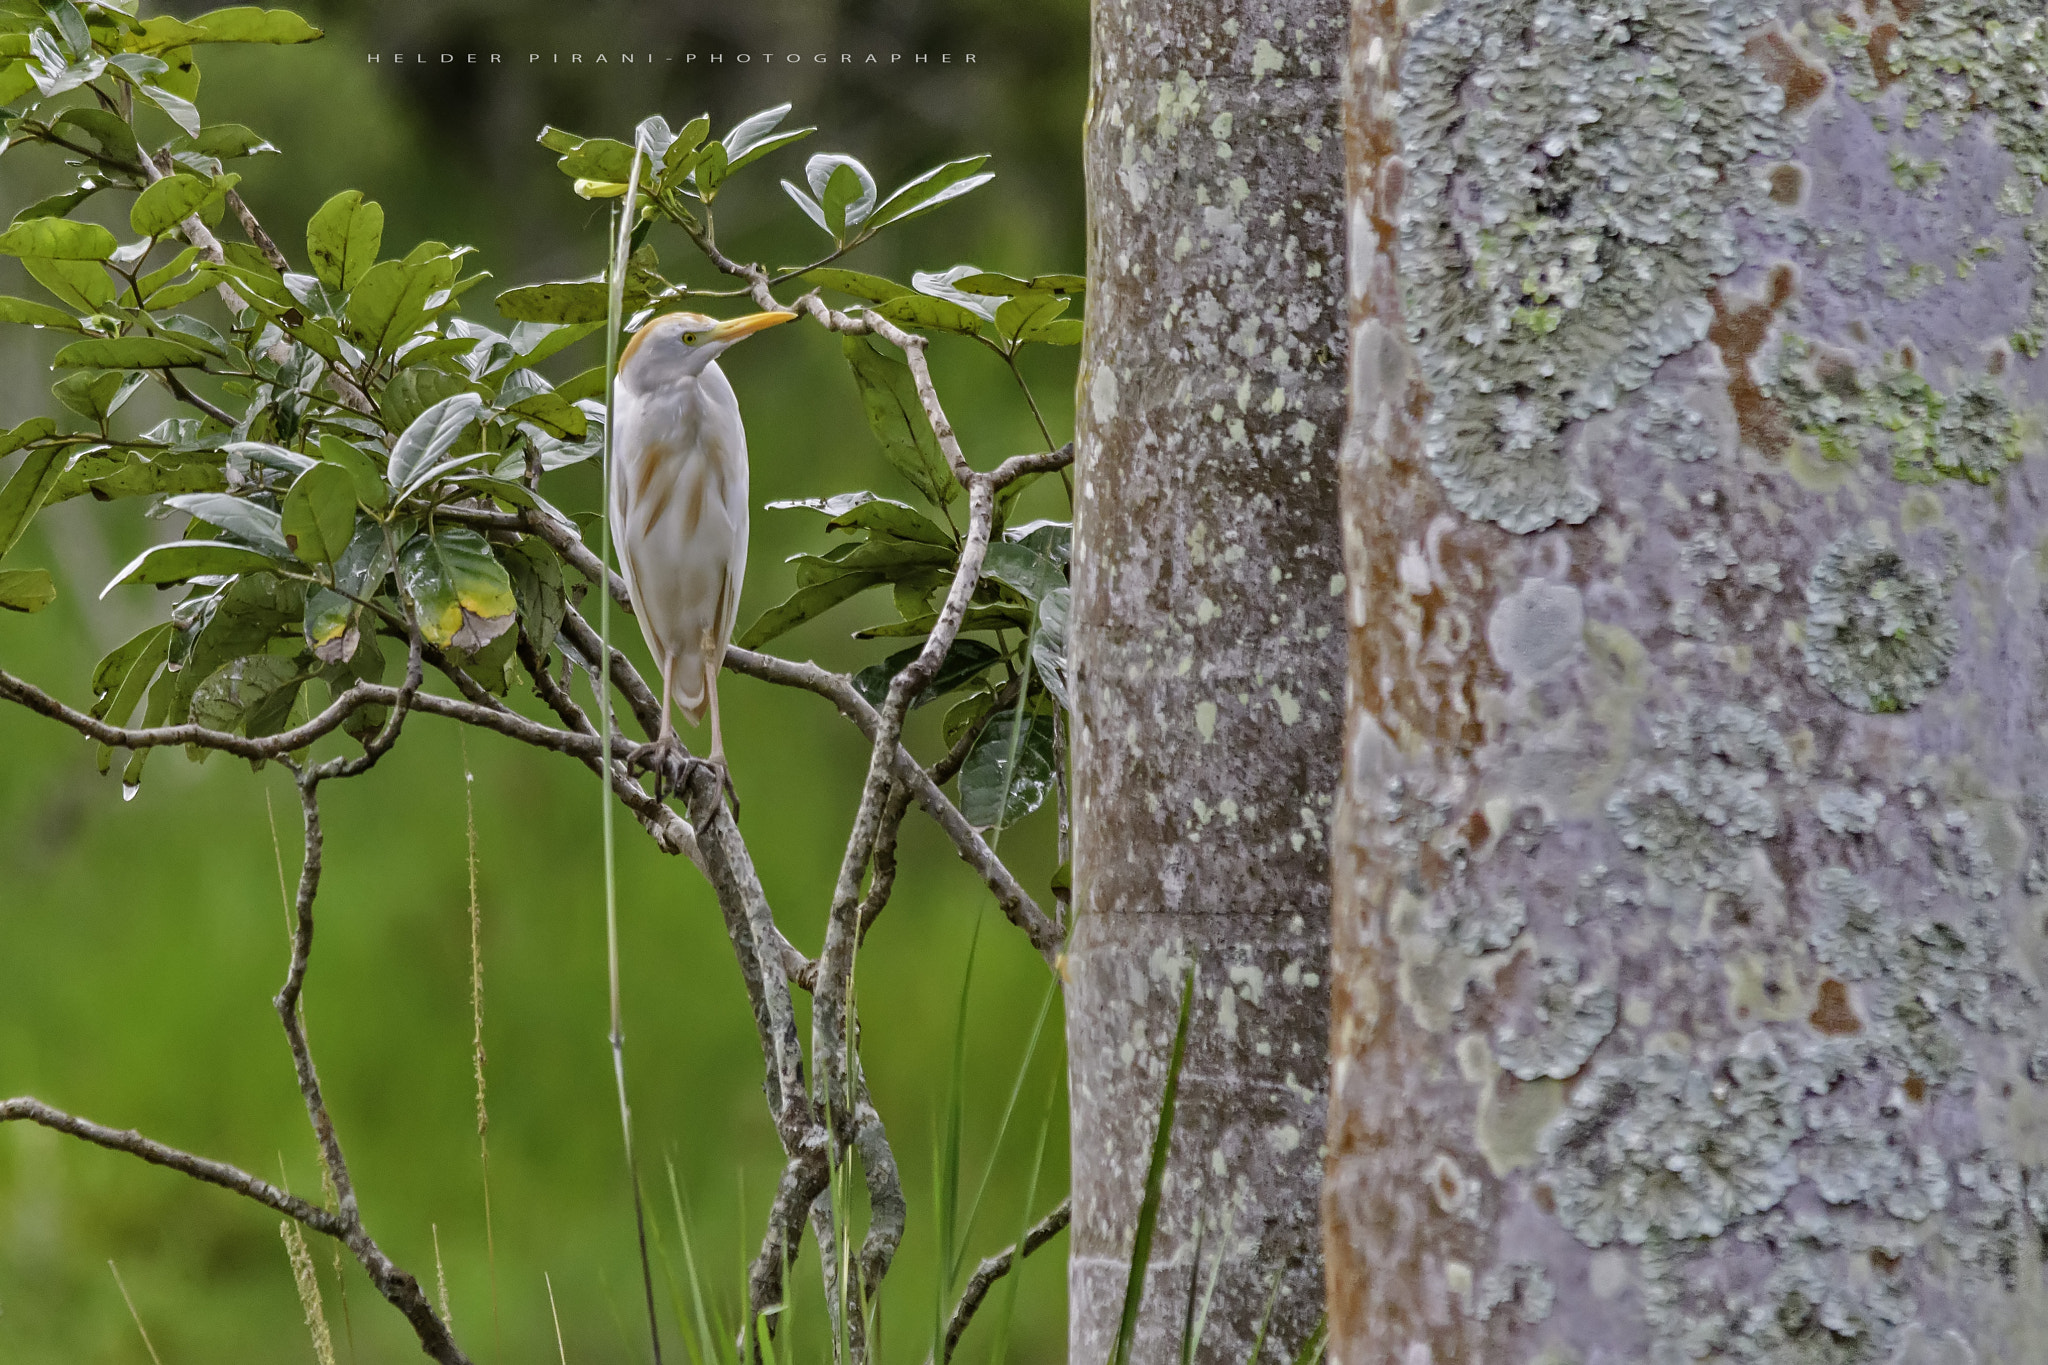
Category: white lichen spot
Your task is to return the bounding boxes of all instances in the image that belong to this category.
[1803,530,1957,714]
[1486,579,1585,681]
[1272,688,1302,725]
[1196,597,1220,625]
[1090,364,1120,423]
[1195,701,1218,742]
[1250,37,1285,78]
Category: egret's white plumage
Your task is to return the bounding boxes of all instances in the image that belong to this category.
[610,308,794,767]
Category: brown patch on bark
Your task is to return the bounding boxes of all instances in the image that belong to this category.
[1904,1073,1927,1103]
[1768,163,1807,206]
[1868,23,1902,87]
[1707,263,1799,455]
[1745,29,1829,114]
[1810,978,1862,1034]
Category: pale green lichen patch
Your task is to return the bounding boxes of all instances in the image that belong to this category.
[1392,0,1787,532]
[1540,1035,1804,1246]
[1605,702,1789,891]
[1767,335,2025,486]
[1827,0,2048,352]
[1801,530,1958,713]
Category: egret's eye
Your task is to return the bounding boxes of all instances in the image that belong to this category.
[682,332,700,345]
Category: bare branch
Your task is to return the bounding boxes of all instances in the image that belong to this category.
[746,1138,832,1344]
[938,1198,1072,1364]
[0,1096,345,1235]
[227,188,290,272]
[0,666,375,759]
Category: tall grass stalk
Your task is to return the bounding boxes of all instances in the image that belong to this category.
[107,1261,165,1365]
[461,735,502,1356]
[600,127,663,1365]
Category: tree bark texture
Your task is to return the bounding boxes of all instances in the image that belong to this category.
[1329,0,2048,1361]
[1071,0,1349,1358]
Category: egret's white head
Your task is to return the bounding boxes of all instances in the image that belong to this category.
[619,309,797,388]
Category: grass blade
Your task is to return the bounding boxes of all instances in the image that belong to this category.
[1177,1220,1205,1365]
[1288,1315,1329,1365]
[985,1068,1062,1365]
[957,973,1058,1261]
[932,912,983,1357]
[1243,1267,1285,1365]
[1108,969,1195,1365]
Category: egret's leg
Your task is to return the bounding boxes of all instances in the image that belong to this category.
[706,659,726,768]
[656,655,677,744]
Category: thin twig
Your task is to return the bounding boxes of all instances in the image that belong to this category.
[0,1096,344,1234]
[937,1198,1072,1364]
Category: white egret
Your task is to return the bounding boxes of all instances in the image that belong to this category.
[610,307,796,796]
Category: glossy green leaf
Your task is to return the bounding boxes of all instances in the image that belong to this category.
[52,335,211,369]
[952,271,1086,298]
[980,540,1065,604]
[788,537,955,585]
[52,371,146,423]
[312,434,389,511]
[735,570,886,650]
[12,181,102,224]
[303,584,356,662]
[503,389,586,439]
[852,638,1001,708]
[102,539,280,595]
[182,7,323,43]
[190,653,303,737]
[764,490,953,546]
[129,245,202,305]
[344,253,457,356]
[89,622,173,770]
[868,292,988,337]
[839,334,957,507]
[721,103,812,172]
[0,216,117,259]
[281,462,355,563]
[130,171,236,237]
[25,256,114,310]
[397,524,516,652]
[494,279,608,325]
[1030,319,1083,346]
[796,268,912,304]
[958,711,1056,829]
[387,392,484,489]
[867,156,993,230]
[1031,586,1070,711]
[0,566,54,612]
[134,83,202,137]
[177,122,278,160]
[48,444,226,505]
[306,188,383,292]
[0,416,57,462]
[0,440,65,557]
[381,365,473,435]
[164,491,290,557]
[995,291,1070,345]
[502,535,564,662]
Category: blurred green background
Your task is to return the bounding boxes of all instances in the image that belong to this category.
[0,1,1088,1360]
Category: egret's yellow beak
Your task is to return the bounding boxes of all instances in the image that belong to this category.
[708,310,798,343]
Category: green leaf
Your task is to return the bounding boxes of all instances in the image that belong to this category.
[181,7,323,43]
[280,462,355,564]
[764,490,953,546]
[89,622,173,769]
[12,180,103,224]
[852,638,1001,708]
[306,189,383,292]
[0,566,53,612]
[839,334,957,507]
[0,439,65,556]
[981,540,1065,604]
[176,122,278,160]
[0,216,116,259]
[190,653,304,736]
[735,570,887,649]
[802,153,876,239]
[387,392,484,489]
[788,537,955,585]
[344,253,459,357]
[995,291,1071,345]
[52,335,210,369]
[312,434,390,511]
[0,416,57,461]
[796,268,912,304]
[867,156,993,230]
[1031,586,1070,710]
[102,539,280,595]
[381,365,474,436]
[129,245,201,305]
[130,171,236,237]
[49,443,225,504]
[397,524,516,652]
[957,711,1056,829]
[868,292,989,337]
[952,272,1085,298]
[164,491,290,557]
[52,371,145,422]
[494,279,609,325]
[1031,319,1083,346]
[133,82,202,137]
[502,535,564,661]
[503,389,587,439]
[721,103,812,172]
[25,256,113,311]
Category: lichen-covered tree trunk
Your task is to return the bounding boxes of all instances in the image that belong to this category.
[1069,0,1348,1358]
[1327,0,2048,1360]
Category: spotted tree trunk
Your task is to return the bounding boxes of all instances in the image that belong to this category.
[1325,0,2048,1361]
[1068,0,1349,1358]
